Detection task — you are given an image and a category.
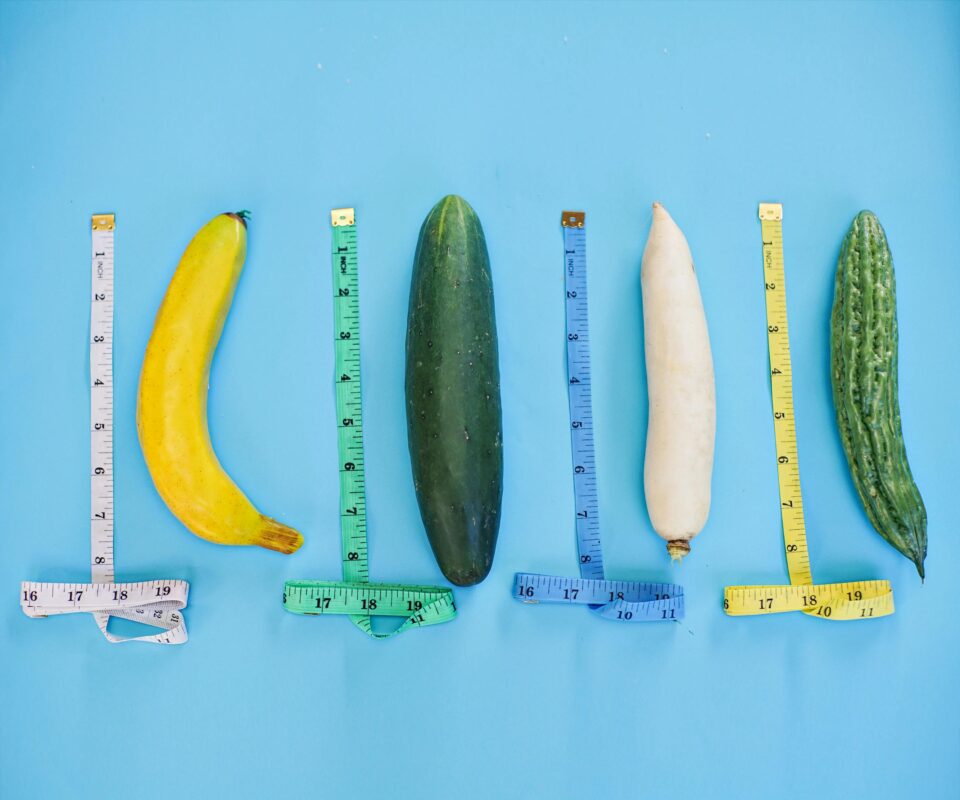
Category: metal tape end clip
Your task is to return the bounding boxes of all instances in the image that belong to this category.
[561,211,585,228]
[331,208,356,227]
[758,203,783,221]
[92,214,115,231]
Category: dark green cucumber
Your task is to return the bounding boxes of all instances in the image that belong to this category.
[405,195,503,586]
[831,210,927,578]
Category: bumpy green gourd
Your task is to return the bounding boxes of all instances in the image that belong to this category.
[831,210,927,578]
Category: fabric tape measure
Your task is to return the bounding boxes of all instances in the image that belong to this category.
[513,211,685,622]
[20,214,189,643]
[723,203,894,620]
[282,208,456,638]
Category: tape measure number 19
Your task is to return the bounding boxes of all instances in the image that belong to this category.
[282,208,456,639]
[513,211,685,622]
[722,204,893,620]
[20,214,189,644]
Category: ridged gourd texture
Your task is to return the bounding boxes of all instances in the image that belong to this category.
[405,195,503,586]
[831,210,926,578]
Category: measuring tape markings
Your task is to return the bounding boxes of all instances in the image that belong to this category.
[20,214,189,644]
[513,211,685,622]
[722,204,894,620]
[282,208,456,638]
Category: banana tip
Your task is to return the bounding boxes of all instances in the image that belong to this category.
[258,515,303,555]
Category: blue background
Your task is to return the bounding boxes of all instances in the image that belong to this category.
[2,1,958,797]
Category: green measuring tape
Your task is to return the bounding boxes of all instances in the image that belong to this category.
[283,208,457,638]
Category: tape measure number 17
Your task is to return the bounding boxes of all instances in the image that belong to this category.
[512,211,684,622]
[722,204,893,620]
[20,214,189,644]
[282,208,456,639]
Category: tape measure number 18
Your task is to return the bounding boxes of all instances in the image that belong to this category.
[722,204,893,620]
[282,208,456,639]
[512,211,684,622]
[20,214,189,644]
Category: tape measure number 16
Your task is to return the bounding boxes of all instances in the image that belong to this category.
[20,214,189,644]
[722,204,893,620]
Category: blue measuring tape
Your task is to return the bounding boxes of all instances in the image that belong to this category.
[513,211,685,622]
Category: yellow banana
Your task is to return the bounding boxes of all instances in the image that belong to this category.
[137,212,303,554]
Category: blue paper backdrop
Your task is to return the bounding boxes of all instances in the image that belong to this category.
[2,2,958,798]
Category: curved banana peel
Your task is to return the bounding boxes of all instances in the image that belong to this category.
[137,212,303,554]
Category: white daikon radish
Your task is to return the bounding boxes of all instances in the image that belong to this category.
[641,202,716,561]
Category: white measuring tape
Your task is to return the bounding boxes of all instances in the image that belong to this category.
[20,214,189,644]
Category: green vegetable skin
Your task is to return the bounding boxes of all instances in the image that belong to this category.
[405,195,503,586]
[831,210,927,578]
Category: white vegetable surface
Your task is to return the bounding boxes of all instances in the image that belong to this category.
[641,202,716,561]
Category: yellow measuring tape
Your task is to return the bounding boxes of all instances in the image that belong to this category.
[723,203,894,620]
